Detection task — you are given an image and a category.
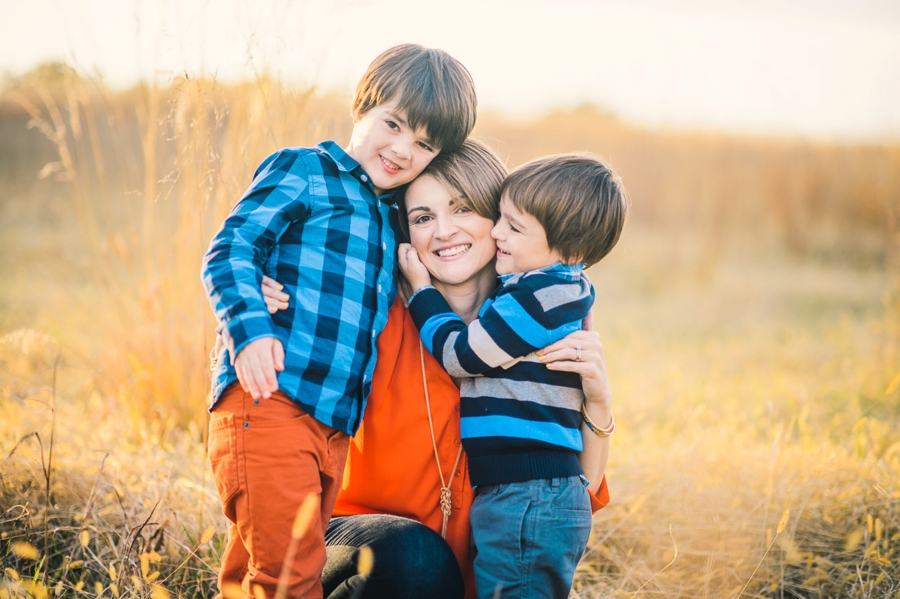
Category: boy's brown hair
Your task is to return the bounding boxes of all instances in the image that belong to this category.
[501,153,628,267]
[352,44,477,153]
[397,139,507,241]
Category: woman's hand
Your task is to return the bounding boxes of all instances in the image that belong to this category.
[538,313,611,412]
[262,275,290,314]
[398,243,433,292]
[538,311,612,495]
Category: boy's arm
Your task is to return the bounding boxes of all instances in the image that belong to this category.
[408,277,582,377]
[202,149,310,370]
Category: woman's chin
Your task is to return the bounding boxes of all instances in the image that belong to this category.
[430,263,496,288]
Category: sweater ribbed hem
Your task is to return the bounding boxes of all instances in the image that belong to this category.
[468,450,583,486]
[408,287,452,330]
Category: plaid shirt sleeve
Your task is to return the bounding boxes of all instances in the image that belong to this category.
[409,275,585,377]
[202,149,311,359]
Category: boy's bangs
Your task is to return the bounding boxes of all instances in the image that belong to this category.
[398,88,463,153]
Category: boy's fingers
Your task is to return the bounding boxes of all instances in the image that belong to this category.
[249,360,270,399]
[236,363,251,393]
[272,340,285,372]
[261,358,279,394]
[241,365,260,399]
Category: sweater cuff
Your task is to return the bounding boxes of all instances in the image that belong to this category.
[408,286,455,331]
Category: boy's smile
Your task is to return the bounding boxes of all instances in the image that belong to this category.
[491,196,564,275]
[346,100,439,195]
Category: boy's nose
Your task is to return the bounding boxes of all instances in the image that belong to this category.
[490,223,503,240]
[392,138,412,160]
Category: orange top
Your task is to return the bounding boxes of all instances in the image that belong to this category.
[333,301,610,599]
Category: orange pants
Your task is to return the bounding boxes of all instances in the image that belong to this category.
[208,384,350,599]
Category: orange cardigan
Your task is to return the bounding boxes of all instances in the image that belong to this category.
[333,301,610,598]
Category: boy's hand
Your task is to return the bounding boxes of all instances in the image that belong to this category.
[234,337,285,399]
[398,243,432,291]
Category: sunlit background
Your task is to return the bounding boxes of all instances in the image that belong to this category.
[4,0,900,139]
[1,1,900,597]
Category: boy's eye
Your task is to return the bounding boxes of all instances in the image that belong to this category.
[417,141,435,153]
[386,120,400,130]
[509,223,521,233]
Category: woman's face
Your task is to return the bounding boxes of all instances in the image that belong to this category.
[405,175,497,286]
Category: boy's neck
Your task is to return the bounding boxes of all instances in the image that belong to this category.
[432,268,498,324]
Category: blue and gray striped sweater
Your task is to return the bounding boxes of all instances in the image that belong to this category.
[409,262,594,486]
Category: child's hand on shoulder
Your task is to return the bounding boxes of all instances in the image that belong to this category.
[398,243,432,291]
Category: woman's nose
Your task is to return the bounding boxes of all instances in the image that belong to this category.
[434,217,459,239]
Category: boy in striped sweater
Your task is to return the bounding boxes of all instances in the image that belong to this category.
[399,153,627,598]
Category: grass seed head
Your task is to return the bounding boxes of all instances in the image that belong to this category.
[10,542,39,560]
[777,509,790,534]
[149,584,171,599]
[357,545,374,577]
[221,583,244,599]
[291,493,319,539]
[199,525,215,545]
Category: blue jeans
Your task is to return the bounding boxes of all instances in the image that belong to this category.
[323,514,464,599]
[469,476,593,599]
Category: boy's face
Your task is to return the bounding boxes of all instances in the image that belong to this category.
[346,100,440,196]
[491,195,564,276]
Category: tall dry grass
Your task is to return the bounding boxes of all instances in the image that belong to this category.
[1,64,899,598]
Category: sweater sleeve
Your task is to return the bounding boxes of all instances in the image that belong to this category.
[408,276,584,377]
[201,149,311,360]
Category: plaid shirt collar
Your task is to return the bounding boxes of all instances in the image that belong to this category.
[316,140,399,205]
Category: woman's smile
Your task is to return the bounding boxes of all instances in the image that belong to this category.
[434,243,472,258]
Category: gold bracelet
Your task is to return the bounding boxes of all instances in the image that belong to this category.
[582,403,615,437]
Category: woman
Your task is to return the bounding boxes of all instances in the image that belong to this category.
[260,140,613,599]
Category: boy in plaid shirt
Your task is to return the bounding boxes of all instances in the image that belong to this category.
[202,44,476,599]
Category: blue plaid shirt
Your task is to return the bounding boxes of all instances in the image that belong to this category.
[202,141,398,434]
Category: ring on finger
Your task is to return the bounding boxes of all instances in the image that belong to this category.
[575,346,582,362]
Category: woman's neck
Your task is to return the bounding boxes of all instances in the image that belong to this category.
[432,268,497,324]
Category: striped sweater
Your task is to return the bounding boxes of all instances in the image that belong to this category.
[408,262,594,486]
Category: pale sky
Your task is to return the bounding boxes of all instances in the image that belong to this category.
[3,0,900,141]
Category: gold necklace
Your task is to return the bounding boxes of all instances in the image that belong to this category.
[419,340,465,538]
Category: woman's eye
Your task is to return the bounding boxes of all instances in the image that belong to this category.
[456,206,472,215]
[411,215,433,226]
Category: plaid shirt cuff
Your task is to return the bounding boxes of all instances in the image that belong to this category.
[223,310,277,362]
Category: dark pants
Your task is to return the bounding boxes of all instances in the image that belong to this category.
[323,514,465,599]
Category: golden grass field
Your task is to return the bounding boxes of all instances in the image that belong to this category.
[1,64,899,598]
